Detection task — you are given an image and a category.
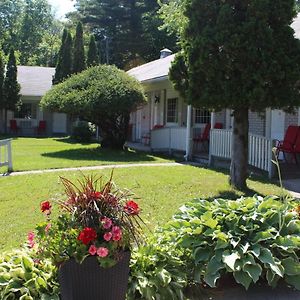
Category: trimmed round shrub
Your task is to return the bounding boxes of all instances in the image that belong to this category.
[41,65,146,149]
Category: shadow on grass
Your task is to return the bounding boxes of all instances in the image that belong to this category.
[41,147,158,163]
[53,136,93,145]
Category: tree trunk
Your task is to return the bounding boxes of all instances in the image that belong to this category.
[230,108,249,190]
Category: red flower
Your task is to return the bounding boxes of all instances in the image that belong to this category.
[78,227,97,245]
[40,201,52,213]
[101,217,113,229]
[103,232,113,241]
[91,191,102,199]
[27,231,35,248]
[89,244,97,256]
[124,200,140,215]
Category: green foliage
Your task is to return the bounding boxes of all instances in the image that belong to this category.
[0,52,4,107]
[128,233,189,300]
[87,34,100,67]
[42,65,146,148]
[52,29,73,84]
[72,121,95,143]
[0,248,59,299]
[73,0,178,68]
[3,48,21,111]
[19,0,53,65]
[73,22,86,73]
[167,195,300,290]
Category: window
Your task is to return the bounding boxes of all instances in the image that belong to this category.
[194,109,210,124]
[14,103,37,119]
[166,98,178,123]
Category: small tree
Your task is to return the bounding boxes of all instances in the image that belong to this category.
[3,47,21,131]
[169,0,300,189]
[41,65,146,149]
[87,34,100,67]
[73,22,86,73]
[53,29,73,84]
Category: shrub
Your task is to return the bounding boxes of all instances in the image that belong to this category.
[0,248,59,300]
[41,65,146,149]
[167,195,300,290]
[72,121,95,143]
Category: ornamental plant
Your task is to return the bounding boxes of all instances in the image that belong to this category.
[167,195,300,290]
[34,174,143,268]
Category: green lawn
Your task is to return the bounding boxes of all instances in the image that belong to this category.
[0,165,284,252]
[0,137,173,172]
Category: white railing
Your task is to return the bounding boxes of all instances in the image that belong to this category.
[151,127,187,152]
[210,129,273,178]
[0,139,13,172]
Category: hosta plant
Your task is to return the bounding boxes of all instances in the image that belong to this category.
[167,195,300,290]
[0,248,59,300]
[34,174,143,268]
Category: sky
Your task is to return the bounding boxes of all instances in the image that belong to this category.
[48,0,76,19]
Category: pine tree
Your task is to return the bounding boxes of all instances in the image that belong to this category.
[87,35,100,67]
[0,51,4,109]
[170,0,300,189]
[3,48,21,131]
[73,22,86,73]
[53,29,73,84]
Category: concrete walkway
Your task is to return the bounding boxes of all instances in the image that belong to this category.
[4,162,185,176]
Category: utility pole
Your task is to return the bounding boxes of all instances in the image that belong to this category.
[103,35,109,64]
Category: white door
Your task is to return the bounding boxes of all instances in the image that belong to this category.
[53,113,67,134]
[271,110,285,140]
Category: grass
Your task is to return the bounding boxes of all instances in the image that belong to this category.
[0,165,285,252]
[0,137,173,172]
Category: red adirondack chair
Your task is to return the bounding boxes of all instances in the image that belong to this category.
[214,122,223,129]
[193,123,211,151]
[36,120,46,135]
[9,120,20,134]
[275,125,300,162]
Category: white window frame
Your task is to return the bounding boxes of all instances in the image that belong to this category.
[166,98,178,125]
[193,108,211,127]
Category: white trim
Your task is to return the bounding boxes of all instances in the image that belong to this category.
[265,108,271,138]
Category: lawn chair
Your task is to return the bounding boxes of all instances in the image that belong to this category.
[193,123,211,152]
[9,120,20,134]
[275,125,300,163]
[36,120,46,135]
[214,122,223,129]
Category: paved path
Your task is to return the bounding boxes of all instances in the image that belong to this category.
[3,162,186,176]
[283,179,300,198]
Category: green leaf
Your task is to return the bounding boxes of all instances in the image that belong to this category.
[258,248,274,264]
[203,271,220,288]
[266,270,280,288]
[21,257,33,272]
[252,231,274,243]
[156,269,171,286]
[285,275,300,290]
[222,251,240,271]
[194,247,211,263]
[282,258,300,276]
[233,271,252,289]
[243,264,262,283]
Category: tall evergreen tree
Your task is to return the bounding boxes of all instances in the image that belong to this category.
[53,29,73,84]
[169,0,300,189]
[3,48,21,131]
[0,52,4,108]
[73,21,86,73]
[87,34,100,67]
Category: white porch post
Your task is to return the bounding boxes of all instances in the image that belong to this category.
[185,105,192,161]
[211,111,216,128]
[265,108,271,138]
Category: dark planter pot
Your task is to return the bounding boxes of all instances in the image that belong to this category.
[59,252,131,300]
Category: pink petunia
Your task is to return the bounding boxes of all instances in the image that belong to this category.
[97,247,109,257]
[111,226,121,235]
[88,244,97,256]
[101,217,113,230]
[27,232,35,248]
[112,232,122,241]
[103,232,113,241]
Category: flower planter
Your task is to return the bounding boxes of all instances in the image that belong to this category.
[59,252,131,300]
